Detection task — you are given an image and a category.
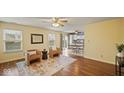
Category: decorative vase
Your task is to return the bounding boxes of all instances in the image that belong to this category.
[117,52,124,57]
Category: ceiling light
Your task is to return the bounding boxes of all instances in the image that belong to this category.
[52,23,59,27]
[75,30,78,34]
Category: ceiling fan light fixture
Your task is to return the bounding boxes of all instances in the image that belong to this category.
[52,23,59,27]
[75,30,78,34]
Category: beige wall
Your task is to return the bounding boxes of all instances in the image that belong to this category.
[0,22,61,63]
[84,18,122,64]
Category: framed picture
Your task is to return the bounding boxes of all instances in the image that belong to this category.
[31,34,43,44]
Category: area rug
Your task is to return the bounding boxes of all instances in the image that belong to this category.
[16,55,76,76]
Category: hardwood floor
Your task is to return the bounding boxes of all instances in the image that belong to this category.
[53,55,115,76]
[0,55,115,76]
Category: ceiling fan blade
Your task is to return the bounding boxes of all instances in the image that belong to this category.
[59,19,68,22]
[52,17,59,23]
[58,22,64,27]
[60,20,68,23]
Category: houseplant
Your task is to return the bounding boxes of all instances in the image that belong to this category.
[116,43,124,57]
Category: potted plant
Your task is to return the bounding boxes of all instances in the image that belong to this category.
[116,43,124,57]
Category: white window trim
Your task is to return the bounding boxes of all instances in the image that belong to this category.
[3,29,23,52]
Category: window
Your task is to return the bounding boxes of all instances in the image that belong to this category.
[3,29,22,52]
[48,34,56,48]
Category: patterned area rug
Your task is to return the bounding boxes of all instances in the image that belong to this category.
[16,55,76,76]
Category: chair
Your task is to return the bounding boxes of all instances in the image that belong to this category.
[25,49,42,65]
[49,47,61,58]
[115,56,124,76]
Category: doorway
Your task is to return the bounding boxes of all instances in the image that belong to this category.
[61,32,84,56]
[68,32,84,56]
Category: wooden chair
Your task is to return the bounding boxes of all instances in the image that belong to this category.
[25,49,42,65]
[49,48,61,58]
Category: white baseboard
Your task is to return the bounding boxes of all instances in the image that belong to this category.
[84,56,115,65]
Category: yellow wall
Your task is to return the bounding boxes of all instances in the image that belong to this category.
[84,18,122,64]
[121,31,124,42]
[120,19,124,43]
[0,22,61,63]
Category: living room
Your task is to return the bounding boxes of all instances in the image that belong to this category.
[0,20,61,63]
[1,1,124,93]
[0,17,124,76]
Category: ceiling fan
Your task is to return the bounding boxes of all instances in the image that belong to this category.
[52,17,68,27]
[41,17,68,27]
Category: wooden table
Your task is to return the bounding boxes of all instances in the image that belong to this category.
[42,50,48,60]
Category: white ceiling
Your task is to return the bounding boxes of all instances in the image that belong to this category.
[0,17,119,33]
